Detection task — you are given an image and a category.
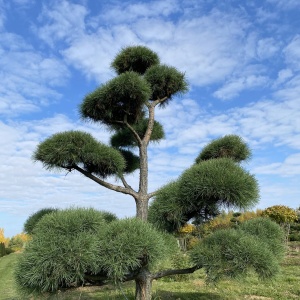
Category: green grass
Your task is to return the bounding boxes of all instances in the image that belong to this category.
[1,242,300,300]
[0,253,20,300]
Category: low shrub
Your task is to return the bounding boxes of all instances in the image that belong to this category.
[289,233,300,242]
[0,243,5,257]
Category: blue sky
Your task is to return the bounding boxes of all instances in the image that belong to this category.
[1,0,300,237]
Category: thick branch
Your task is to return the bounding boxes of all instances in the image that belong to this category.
[151,265,200,280]
[143,97,167,145]
[84,265,201,287]
[147,191,157,199]
[143,104,155,146]
[151,96,168,107]
[72,165,137,197]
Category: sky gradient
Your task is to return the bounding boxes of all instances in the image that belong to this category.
[1,0,300,237]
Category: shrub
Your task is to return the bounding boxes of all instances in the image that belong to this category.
[15,208,110,295]
[289,233,300,241]
[5,247,14,255]
[190,218,285,283]
[262,205,298,224]
[200,210,262,237]
[97,218,178,282]
[0,242,5,257]
[15,208,176,296]
[24,208,58,235]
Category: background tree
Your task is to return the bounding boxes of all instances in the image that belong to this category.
[0,228,9,246]
[8,232,30,252]
[17,46,284,300]
[262,205,298,243]
[0,228,9,257]
[197,209,263,237]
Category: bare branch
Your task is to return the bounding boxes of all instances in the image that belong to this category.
[151,96,168,107]
[119,174,134,190]
[151,265,200,280]
[147,190,158,199]
[125,121,143,146]
[72,165,138,197]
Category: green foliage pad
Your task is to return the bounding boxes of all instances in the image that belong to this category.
[80,71,151,125]
[33,131,126,178]
[149,158,259,232]
[111,45,160,75]
[24,208,58,235]
[195,135,251,163]
[191,218,285,283]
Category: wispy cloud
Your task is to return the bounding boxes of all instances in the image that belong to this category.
[35,1,255,90]
[214,75,269,100]
[36,0,88,46]
[284,35,300,71]
[0,31,70,117]
[267,0,300,9]
[253,153,300,176]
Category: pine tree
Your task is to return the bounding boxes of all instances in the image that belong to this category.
[17,46,285,300]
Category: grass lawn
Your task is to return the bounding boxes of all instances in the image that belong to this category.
[0,242,300,300]
[0,253,20,300]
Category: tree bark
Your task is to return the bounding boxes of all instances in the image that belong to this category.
[136,136,150,221]
[135,267,153,300]
[135,196,149,221]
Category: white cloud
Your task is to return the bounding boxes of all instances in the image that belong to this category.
[0,31,70,117]
[256,7,278,23]
[255,177,300,209]
[273,68,293,87]
[256,37,280,59]
[284,35,300,71]
[34,0,289,102]
[36,0,88,46]
[267,0,300,9]
[99,0,180,23]
[213,75,269,100]
[253,153,300,176]
[36,1,253,89]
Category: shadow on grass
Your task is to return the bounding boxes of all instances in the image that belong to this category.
[46,289,223,300]
[153,290,223,300]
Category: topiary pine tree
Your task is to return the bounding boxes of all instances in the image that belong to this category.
[20,46,285,300]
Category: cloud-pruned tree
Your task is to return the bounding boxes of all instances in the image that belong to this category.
[17,46,285,300]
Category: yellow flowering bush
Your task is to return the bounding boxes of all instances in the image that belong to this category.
[262,205,298,224]
[178,223,195,234]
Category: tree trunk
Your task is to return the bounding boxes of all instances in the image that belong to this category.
[135,267,152,300]
[136,139,150,221]
[135,197,149,221]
